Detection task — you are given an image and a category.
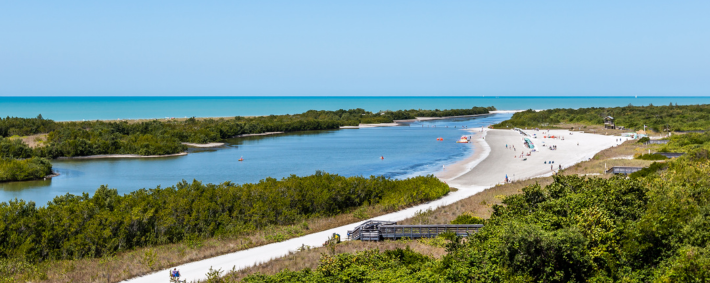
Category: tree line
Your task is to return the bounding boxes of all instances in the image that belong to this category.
[0,138,52,182]
[0,106,493,158]
[0,172,449,262]
[0,107,492,181]
[493,104,710,132]
[238,150,710,282]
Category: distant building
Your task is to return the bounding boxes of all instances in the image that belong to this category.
[604,116,615,129]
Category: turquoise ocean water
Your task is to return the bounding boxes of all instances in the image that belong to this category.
[2,96,710,121]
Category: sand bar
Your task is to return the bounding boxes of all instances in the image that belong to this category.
[181,142,225,148]
[57,152,187,160]
[232,132,284,138]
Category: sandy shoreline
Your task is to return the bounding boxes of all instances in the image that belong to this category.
[124,129,625,283]
[442,129,625,188]
[182,142,225,148]
[436,128,490,181]
[57,152,188,160]
[232,132,284,138]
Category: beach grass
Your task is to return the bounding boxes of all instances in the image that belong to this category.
[208,138,666,281]
[561,139,662,176]
[209,240,446,283]
[13,202,418,282]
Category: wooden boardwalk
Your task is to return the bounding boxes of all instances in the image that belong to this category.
[606,166,644,174]
[348,220,483,241]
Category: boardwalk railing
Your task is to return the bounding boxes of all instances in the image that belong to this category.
[606,166,644,174]
[645,140,669,145]
[348,220,483,241]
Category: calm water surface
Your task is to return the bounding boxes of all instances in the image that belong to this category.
[0,114,512,205]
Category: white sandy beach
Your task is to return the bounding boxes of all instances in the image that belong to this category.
[441,128,626,188]
[181,142,225,148]
[123,128,625,283]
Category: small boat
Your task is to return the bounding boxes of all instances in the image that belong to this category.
[456,136,469,143]
[238,156,244,161]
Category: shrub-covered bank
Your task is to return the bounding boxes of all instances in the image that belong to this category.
[0,157,52,182]
[493,104,710,132]
[0,172,448,263]
[236,156,710,282]
[0,107,493,158]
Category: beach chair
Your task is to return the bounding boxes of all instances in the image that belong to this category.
[170,272,186,283]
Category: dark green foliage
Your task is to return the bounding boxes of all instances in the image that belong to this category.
[1,107,492,158]
[629,162,668,179]
[494,104,710,132]
[242,156,710,282]
[660,132,710,153]
[383,246,431,266]
[0,138,34,159]
[0,157,52,182]
[637,137,650,144]
[0,116,56,137]
[636,153,668,160]
[241,249,438,282]
[450,214,485,224]
[0,173,448,262]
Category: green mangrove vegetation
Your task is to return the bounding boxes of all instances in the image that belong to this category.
[493,104,710,132]
[0,157,52,182]
[0,172,448,263]
[235,155,710,282]
[659,131,710,153]
[0,106,493,158]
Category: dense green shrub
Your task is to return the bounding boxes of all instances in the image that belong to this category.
[0,173,448,262]
[637,137,650,144]
[241,248,438,282]
[1,107,493,158]
[494,104,710,131]
[636,153,668,160]
[240,156,710,282]
[0,138,34,159]
[0,157,52,182]
[450,213,485,225]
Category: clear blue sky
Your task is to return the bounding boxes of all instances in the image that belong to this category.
[1,1,709,96]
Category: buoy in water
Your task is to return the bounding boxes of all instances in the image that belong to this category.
[381,156,384,160]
